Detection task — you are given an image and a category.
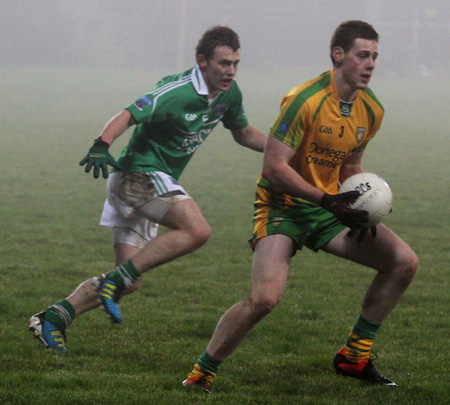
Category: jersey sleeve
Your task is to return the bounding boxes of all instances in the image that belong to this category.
[220,83,249,130]
[125,93,159,124]
[269,91,309,150]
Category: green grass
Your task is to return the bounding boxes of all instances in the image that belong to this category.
[1,66,449,404]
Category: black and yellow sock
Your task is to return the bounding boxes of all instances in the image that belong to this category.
[45,299,76,330]
[197,351,222,374]
[107,260,141,289]
[344,315,380,362]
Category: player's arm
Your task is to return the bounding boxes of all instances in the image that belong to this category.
[98,109,136,145]
[339,149,364,184]
[79,109,136,179]
[262,136,324,204]
[230,124,267,152]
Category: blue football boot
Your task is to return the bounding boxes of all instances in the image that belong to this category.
[99,278,123,324]
[29,311,67,352]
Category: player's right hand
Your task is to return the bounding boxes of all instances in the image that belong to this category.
[320,191,369,230]
[79,138,122,179]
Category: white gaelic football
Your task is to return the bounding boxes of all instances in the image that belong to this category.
[339,172,393,227]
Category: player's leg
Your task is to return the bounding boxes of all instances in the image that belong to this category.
[99,197,211,323]
[323,224,418,385]
[115,242,140,266]
[183,234,294,392]
[97,171,210,319]
[61,169,209,325]
[207,234,294,360]
[30,172,205,349]
[131,198,211,270]
[65,241,143,316]
[29,173,154,350]
[28,244,143,352]
[29,275,101,352]
[112,242,143,293]
[324,224,418,323]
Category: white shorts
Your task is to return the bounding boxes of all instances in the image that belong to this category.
[100,171,191,248]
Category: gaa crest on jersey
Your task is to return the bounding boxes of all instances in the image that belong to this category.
[339,101,352,117]
[213,102,227,116]
[356,127,366,142]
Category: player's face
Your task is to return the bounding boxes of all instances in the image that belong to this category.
[198,46,240,97]
[340,38,378,91]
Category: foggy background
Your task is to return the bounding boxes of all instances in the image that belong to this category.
[2,0,448,181]
[2,0,449,78]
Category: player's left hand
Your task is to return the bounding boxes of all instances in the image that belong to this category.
[347,225,377,243]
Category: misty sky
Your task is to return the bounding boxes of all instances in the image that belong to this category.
[2,0,449,78]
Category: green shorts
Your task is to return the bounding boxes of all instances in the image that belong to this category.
[249,186,346,253]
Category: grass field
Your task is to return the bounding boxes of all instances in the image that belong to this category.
[1,66,449,404]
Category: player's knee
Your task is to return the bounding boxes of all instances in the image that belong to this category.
[189,223,212,250]
[251,296,280,318]
[404,250,419,279]
[395,249,419,285]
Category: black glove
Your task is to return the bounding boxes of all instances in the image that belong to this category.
[347,225,377,243]
[79,137,122,179]
[320,191,369,230]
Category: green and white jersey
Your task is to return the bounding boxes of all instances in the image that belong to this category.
[116,66,248,180]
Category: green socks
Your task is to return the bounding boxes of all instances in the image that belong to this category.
[44,261,140,331]
[45,299,76,330]
[198,351,222,374]
[353,315,380,339]
[107,260,141,289]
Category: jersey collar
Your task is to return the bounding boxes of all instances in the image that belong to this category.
[191,66,209,96]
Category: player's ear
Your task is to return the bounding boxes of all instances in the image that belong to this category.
[331,46,344,65]
[196,54,207,71]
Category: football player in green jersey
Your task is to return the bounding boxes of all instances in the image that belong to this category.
[184,21,418,392]
[29,26,267,352]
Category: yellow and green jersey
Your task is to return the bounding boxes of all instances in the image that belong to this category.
[259,69,384,196]
[116,66,248,180]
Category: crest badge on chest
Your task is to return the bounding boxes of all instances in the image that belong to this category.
[356,127,366,142]
[339,101,351,117]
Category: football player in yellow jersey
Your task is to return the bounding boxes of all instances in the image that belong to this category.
[184,20,418,391]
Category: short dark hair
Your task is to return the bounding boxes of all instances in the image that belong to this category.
[196,26,240,60]
[330,20,379,65]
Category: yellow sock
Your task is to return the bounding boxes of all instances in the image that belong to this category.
[344,316,380,362]
[344,332,374,361]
